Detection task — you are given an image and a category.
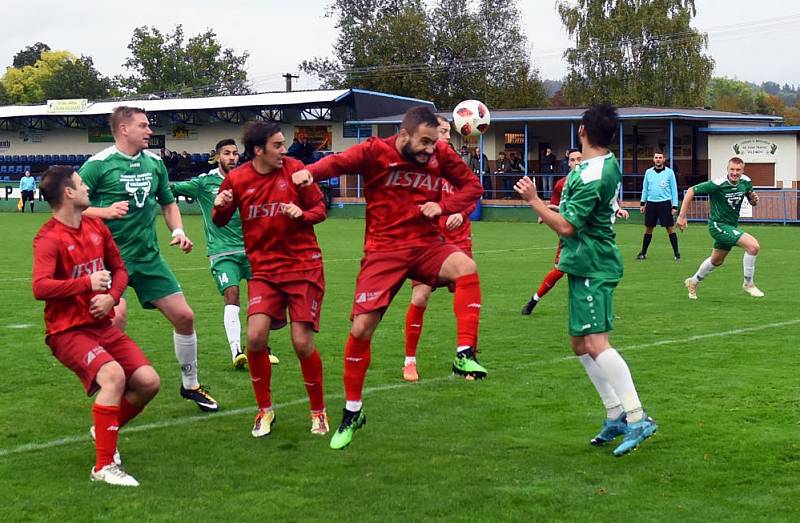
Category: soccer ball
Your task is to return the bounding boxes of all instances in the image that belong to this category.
[452,100,491,137]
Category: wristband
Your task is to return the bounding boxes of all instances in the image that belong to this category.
[171,228,185,238]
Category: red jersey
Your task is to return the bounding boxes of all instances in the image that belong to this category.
[32,216,128,336]
[307,135,482,252]
[212,157,326,276]
[551,176,567,206]
[437,179,477,250]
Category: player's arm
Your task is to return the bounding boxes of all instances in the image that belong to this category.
[170,178,200,199]
[676,187,695,231]
[290,182,327,224]
[78,162,129,220]
[212,176,238,227]
[89,224,129,318]
[293,142,372,186]
[161,203,193,253]
[669,170,679,212]
[640,170,650,212]
[746,185,759,206]
[32,235,108,300]
[435,145,483,216]
[515,176,576,237]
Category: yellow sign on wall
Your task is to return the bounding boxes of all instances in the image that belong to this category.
[46,99,88,113]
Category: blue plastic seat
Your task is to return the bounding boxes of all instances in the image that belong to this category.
[12,155,20,163]
[43,155,53,164]
[59,154,69,162]
[14,165,24,174]
[23,165,31,172]
[0,166,7,174]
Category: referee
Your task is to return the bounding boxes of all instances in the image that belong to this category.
[19,170,37,213]
[637,152,680,261]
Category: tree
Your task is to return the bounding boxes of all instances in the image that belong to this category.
[13,42,51,68]
[119,25,250,96]
[706,77,757,113]
[558,0,713,107]
[1,50,111,104]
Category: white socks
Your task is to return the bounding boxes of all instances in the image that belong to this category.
[173,331,199,389]
[345,400,363,412]
[593,349,643,423]
[743,253,757,284]
[224,305,242,357]
[404,356,416,366]
[579,354,624,420]
[692,257,716,282]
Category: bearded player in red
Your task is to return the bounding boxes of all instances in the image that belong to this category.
[402,115,477,381]
[213,122,328,438]
[32,166,160,487]
[292,106,485,449]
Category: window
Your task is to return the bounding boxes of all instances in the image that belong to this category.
[343,124,373,139]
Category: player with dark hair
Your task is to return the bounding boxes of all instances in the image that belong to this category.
[401,115,478,382]
[80,106,218,412]
[515,104,657,457]
[171,139,280,369]
[213,121,329,438]
[636,152,680,261]
[677,156,764,299]
[33,166,160,486]
[292,105,485,449]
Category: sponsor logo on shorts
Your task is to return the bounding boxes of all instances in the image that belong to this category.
[249,296,263,306]
[355,291,381,304]
[582,323,592,330]
[85,345,106,365]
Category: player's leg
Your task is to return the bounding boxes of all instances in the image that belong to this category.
[522,264,565,315]
[290,322,327,434]
[247,312,276,437]
[637,224,655,260]
[666,226,680,260]
[437,250,486,379]
[222,285,248,368]
[685,247,729,299]
[111,297,128,332]
[738,232,764,296]
[153,292,218,412]
[403,283,432,381]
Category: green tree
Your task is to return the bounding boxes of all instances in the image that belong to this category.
[558,0,713,107]
[40,55,113,101]
[13,42,51,68]
[706,77,757,113]
[120,25,250,96]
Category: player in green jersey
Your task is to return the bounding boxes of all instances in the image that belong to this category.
[677,156,764,299]
[81,106,218,412]
[171,139,279,369]
[515,104,657,457]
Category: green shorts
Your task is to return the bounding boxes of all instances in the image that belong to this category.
[125,255,182,309]
[567,275,618,337]
[709,222,745,251]
[210,252,252,294]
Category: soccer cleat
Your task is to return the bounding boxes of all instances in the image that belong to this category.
[636,253,647,261]
[742,283,765,297]
[674,254,681,262]
[90,425,121,466]
[90,463,139,487]
[330,408,366,450]
[252,409,276,438]
[613,415,658,457]
[521,297,538,315]
[684,277,698,300]
[403,362,419,382]
[452,347,487,380]
[180,385,219,412]
[310,410,330,435]
[268,347,280,365]
[232,351,248,370]
[589,415,627,446]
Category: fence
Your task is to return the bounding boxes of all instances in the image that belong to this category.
[683,189,800,224]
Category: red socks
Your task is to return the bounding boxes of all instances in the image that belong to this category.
[404,303,427,358]
[536,268,565,298]
[343,334,371,402]
[92,403,120,470]
[453,273,481,347]
[299,349,325,412]
[117,396,143,428]
[247,350,272,410]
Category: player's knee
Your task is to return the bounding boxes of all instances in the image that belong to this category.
[111,313,127,332]
[172,307,195,331]
[137,367,161,399]
[747,240,760,256]
[96,362,126,396]
[223,287,240,306]
[453,256,477,278]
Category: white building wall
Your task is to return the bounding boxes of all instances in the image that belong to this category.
[708,134,798,187]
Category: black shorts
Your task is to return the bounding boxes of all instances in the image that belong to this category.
[644,200,675,228]
[21,190,34,203]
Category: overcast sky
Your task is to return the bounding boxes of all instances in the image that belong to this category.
[2,0,798,94]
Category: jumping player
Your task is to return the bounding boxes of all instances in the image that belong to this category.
[292,105,485,450]
[213,122,329,438]
[33,166,160,486]
[677,156,764,299]
[80,106,217,412]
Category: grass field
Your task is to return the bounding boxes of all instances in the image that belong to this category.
[0,212,798,522]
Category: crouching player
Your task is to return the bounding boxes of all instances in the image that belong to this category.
[213,122,328,438]
[32,166,160,486]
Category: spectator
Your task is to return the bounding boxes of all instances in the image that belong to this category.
[459,145,470,164]
[506,152,524,198]
[287,137,303,159]
[19,170,37,212]
[540,147,557,198]
[492,151,510,199]
[560,149,571,174]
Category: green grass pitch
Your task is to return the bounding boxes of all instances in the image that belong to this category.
[0,212,798,521]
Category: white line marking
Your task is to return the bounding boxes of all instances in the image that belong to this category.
[4,323,34,329]
[1,318,797,459]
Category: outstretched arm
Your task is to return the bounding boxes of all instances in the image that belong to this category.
[676,187,695,231]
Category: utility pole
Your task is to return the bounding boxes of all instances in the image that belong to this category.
[283,73,300,92]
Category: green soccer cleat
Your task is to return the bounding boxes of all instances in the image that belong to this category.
[330,408,366,450]
[590,415,627,446]
[452,347,487,380]
[613,415,658,457]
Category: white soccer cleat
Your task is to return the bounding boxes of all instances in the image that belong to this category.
[310,410,329,435]
[684,278,698,300]
[90,425,121,465]
[742,283,765,297]
[251,409,275,438]
[91,463,139,487]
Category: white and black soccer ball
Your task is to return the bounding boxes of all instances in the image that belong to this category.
[452,99,491,137]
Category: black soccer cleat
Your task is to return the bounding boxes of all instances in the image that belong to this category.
[180,384,219,412]
[521,297,538,315]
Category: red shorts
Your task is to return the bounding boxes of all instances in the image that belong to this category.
[410,245,473,292]
[247,268,324,332]
[46,324,151,396]
[354,243,461,316]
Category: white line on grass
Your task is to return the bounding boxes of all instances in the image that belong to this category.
[1,318,797,459]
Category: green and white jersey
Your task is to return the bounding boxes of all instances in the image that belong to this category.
[80,146,175,263]
[170,168,245,258]
[692,175,753,227]
[557,152,623,280]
